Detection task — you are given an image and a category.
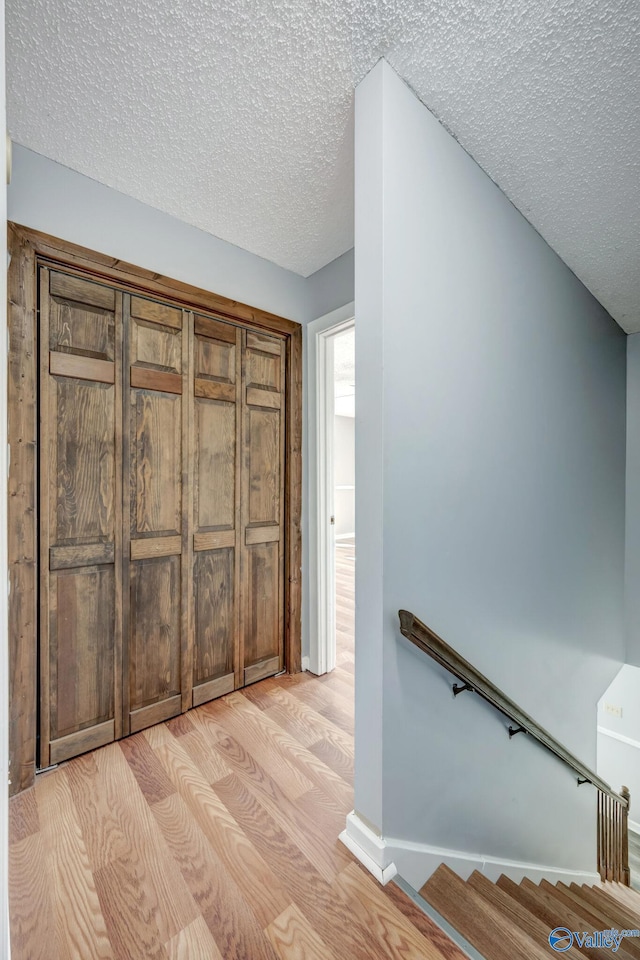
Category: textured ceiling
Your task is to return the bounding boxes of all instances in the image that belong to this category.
[7,0,640,330]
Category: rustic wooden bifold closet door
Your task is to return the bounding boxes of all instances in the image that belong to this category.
[39,267,286,767]
[124,294,188,737]
[39,269,123,768]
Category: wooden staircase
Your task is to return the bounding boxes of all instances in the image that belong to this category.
[420,864,640,960]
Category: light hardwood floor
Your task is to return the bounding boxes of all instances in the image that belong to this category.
[8,538,465,960]
[335,538,355,667]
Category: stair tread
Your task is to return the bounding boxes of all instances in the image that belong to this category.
[420,864,552,960]
[416,863,640,960]
[575,883,640,930]
[467,871,584,959]
[496,876,613,960]
[542,882,640,960]
[564,884,640,959]
[600,881,640,913]
[536,878,615,928]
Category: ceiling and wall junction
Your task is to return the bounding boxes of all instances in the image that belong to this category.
[6,0,640,329]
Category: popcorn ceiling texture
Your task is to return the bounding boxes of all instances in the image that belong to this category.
[6,0,640,330]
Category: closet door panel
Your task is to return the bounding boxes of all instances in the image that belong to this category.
[54,379,115,543]
[125,296,186,733]
[49,272,115,359]
[39,269,122,767]
[246,333,281,389]
[242,331,286,684]
[196,331,235,382]
[131,392,182,537]
[51,566,115,746]
[128,555,182,730]
[131,296,182,330]
[193,549,235,703]
[247,407,280,525]
[191,317,241,705]
[243,541,281,684]
[196,399,235,530]
[133,321,181,374]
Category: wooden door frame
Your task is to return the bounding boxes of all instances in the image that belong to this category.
[7,222,303,795]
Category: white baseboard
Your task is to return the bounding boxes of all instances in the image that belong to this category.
[389,836,600,892]
[301,656,310,672]
[629,818,640,835]
[339,811,398,885]
[339,810,600,892]
[336,532,355,541]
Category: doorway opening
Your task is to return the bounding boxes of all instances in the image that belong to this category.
[332,328,355,670]
[307,306,355,676]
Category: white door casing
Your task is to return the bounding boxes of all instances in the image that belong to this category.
[306,304,354,676]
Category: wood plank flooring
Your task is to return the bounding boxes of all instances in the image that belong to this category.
[9,538,465,959]
[335,538,355,665]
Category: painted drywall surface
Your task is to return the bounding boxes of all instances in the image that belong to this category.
[354,61,385,832]
[355,61,626,870]
[625,334,640,667]
[306,249,355,322]
[334,415,355,537]
[597,735,640,830]
[597,665,640,814]
[8,145,309,323]
[598,665,640,742]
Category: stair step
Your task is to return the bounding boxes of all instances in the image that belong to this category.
[541,881,640,960]
[570,885,640,956]
[498,874,588,927]
[600,881,640,914]
[405,863,640,960]
[467,871,584,958]
[496,876,614,960]
[578,883,640,925]
[537,879,614,930]
[420,864,551,960]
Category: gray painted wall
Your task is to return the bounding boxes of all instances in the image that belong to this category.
[355,61,626,871]
[597,665,640,825]
[354,61,386,831]
[626,334,640,666]
[306,248,355,322]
